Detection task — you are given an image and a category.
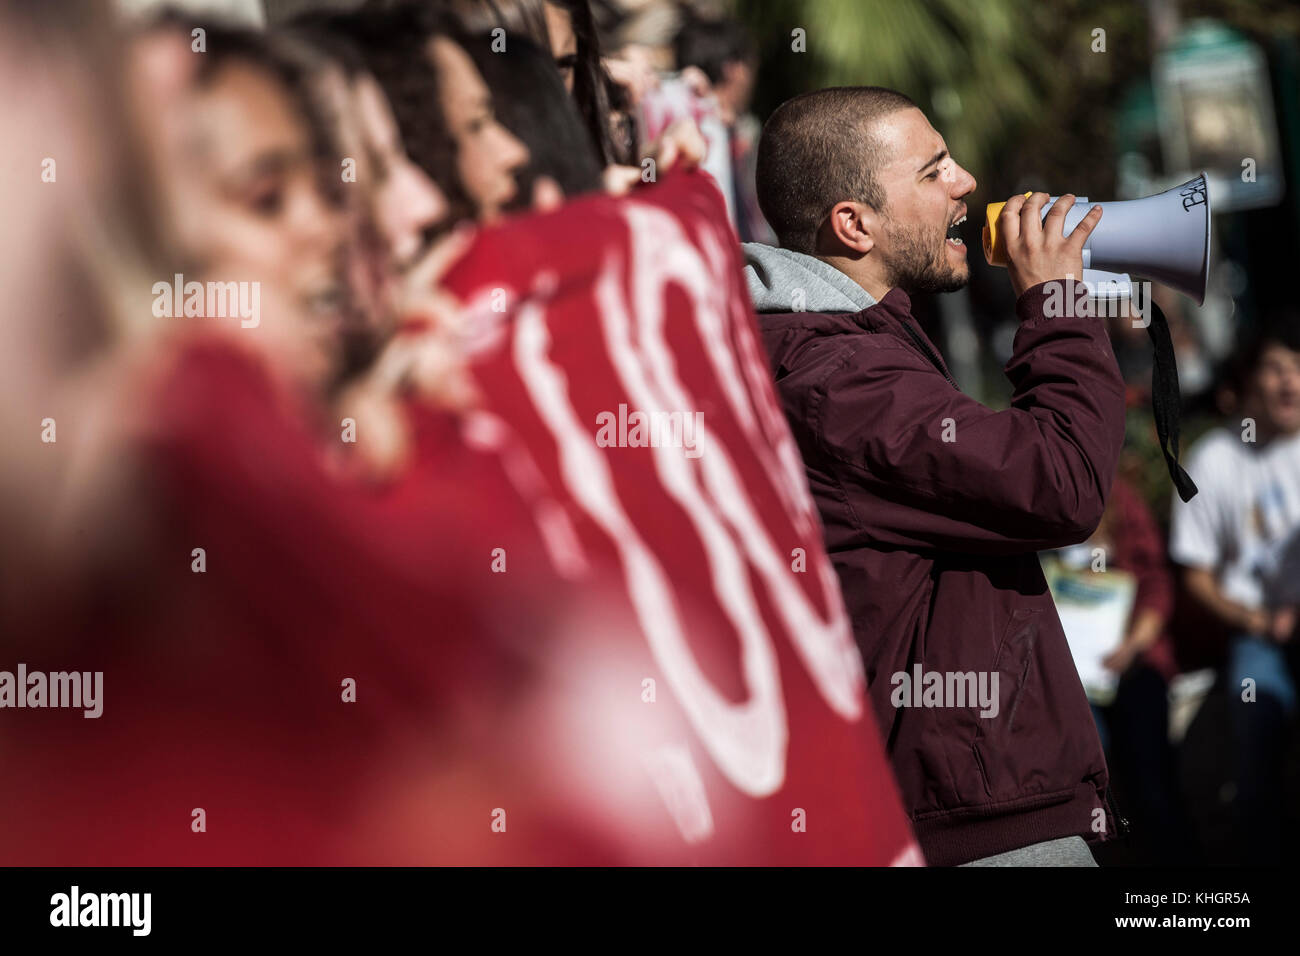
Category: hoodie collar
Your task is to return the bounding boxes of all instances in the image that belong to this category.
[741,243,932,364]
[742,243,877,314]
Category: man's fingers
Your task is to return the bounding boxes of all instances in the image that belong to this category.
[999,194,1026,243]
[1044,193,1075,234]
[1066,204,1104,251]
[1019,192,1049,237]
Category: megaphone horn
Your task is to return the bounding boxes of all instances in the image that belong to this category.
[982,173,1211,305]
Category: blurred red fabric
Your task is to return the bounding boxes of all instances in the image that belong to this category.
[0,172,917,865]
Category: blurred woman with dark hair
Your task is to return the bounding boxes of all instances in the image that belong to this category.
[352,2,530,226]
[445,0,703,196]
[459,31,603,204]
[540,0,622,165]
[284,7,486,471]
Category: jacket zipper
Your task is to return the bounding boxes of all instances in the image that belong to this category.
[1105,787,1131,839]
[898,320,957,388]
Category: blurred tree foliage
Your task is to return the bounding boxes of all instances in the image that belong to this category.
[734,0,1300,202]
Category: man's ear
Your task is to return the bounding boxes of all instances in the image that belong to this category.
[821,200,877,256]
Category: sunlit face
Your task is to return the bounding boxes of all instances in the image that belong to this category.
[429,37,528,223]
[170,61,347,387]
[717,60,755,125]
[543,2,578,93]
[869,107,977,295]
[313,67,449,331]
[353,74,447,270]
[1249,342,1300,435]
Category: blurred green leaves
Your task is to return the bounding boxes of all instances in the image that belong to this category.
[736,0,1052,179]
[734,0,1296,198]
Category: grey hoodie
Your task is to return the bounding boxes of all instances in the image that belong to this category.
[742,242,876,315]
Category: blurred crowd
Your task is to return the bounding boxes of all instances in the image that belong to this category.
[0,0,805,866]
[0,0,1297,865]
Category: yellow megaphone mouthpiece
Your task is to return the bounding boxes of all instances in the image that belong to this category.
[981,193,1032,267]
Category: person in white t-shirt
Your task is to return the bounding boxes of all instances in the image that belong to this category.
[1170,325,1300,863]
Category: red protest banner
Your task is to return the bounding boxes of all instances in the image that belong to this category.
[443,171,921,865]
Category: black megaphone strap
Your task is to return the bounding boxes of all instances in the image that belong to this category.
[1145,299,1198,502]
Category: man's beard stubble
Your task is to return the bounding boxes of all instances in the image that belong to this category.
[879,218,969,296]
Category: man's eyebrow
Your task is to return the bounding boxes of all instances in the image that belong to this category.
[917,149,948,174]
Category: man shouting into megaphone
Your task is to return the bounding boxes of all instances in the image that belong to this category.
[743,86,1123,866]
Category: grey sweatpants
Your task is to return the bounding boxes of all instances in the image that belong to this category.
[959,836,1098,867]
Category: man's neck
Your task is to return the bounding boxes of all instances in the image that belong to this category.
[814,252,893,303]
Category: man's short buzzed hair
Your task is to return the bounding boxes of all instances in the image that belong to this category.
[755,87,917,254]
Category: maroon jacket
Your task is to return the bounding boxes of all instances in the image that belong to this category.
[754,280,1126,865]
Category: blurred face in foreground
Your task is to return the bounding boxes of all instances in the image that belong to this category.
[0,18,109,524]
[324,66,449,325]
[352,73,448,273]
[429,36,528,222]
[1250,342,1300,436]
[164,58,348,388]
[867,107,978,295]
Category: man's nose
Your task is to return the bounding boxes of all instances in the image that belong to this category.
[951,164,976,198]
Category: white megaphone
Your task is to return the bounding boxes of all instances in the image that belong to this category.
[982,173,1211,305]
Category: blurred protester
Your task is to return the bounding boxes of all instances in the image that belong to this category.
[637,59,735,225]
[1045,478,1193,864]
[444,0,697,191]
[540,0,625,165]
[600,0,678,77]
[1169,321,1300,864]
[1,11,583,864]
[459,32,604,204]
[281,13,449,311]
[0,0,167,621]
[671,9,773,243]
[357,3,530,225]
[744,87,1123,866]
[138,20,350,391]
[284,7,483,472]
[672,11,752,130]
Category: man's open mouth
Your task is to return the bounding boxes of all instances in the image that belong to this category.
[946,213,967,246]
